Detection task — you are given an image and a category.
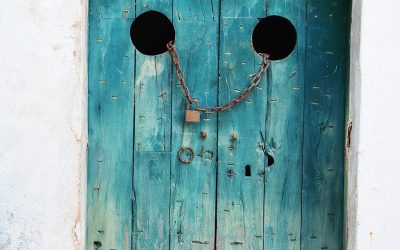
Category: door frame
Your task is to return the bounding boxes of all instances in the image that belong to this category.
[80,0,363,249]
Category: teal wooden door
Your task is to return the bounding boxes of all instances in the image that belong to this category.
[87,0,350,249]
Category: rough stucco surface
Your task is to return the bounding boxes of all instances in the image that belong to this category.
[0,0,87,249]
[348,0,400,249]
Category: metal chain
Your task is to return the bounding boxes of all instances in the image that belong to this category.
[166,41,270,114]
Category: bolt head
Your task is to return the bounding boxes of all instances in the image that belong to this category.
[231,132,238,140]
[200,131,207,138]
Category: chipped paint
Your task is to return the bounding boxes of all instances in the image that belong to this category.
[136,57,165,86]
[1,0,397,249]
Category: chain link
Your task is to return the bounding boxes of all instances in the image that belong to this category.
[166,41,270,114]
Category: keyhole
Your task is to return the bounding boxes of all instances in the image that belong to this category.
[252,15,297,60]
[130,10,175,55]
[245,165,251,176]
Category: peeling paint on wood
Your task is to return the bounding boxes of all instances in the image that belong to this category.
[216,0,267,249]
[87,0,350,249]
[263,0,305,249]
[170,0,219,248]
[87,16,134,250]
[301,0,349,249]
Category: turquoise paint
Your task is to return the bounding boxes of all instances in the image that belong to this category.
[301,0,350,249]
[216,0,267,249]
[263,1,305,249]
[133,1,172,249]
[87,0,350,249]
[134,1,172,153]
[87,16,134,249]
[89,0,134,18]
[170,0,219,249]
[134,152,171,249]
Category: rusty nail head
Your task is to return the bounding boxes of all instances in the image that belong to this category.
[200,131,207,138]
[231,132,238,141]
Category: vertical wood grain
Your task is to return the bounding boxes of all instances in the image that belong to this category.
[133,152,171,249]
[263,1,306,250]
[88,0,350,249]
[87,15,134,250]
[169,0,219,249]
[89,0,134,18]
[133,1,172,249]
[301,0,349,249]
[216,1,267,249]
[134,1,172,152]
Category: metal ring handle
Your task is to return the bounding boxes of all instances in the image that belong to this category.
[178,146,194,164]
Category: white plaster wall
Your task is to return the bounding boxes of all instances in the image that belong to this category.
[0,0,87,249]
[347,0,400,249]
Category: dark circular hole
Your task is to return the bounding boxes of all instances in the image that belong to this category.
[267,154,274,166]
[130,10,175,55]
[252,15,297,60]
[93,241,102,248]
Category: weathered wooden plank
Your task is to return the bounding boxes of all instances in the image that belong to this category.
[133,1,172,249]
[301,0,349,249]
[89,0,134,18]
[263,1,306,250]
[133,152,171,249]
[216,1,267,249]
[87,1,349,249]
[169,0,219,249]
[134,1,172,152]
[87,17,134,250]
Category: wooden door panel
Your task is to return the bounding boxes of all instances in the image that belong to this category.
[134,152,171,249]
[87,17,134,250]
[170,0,219,249]
[134,1,172,153]
[89,0,134,18]
[87,0,350,249]
[133,2,173,250]
[302,0,349,249]
[216,1,268,248]
[263,1,306,250]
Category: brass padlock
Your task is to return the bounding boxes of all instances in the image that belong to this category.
[185,109,200,122]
